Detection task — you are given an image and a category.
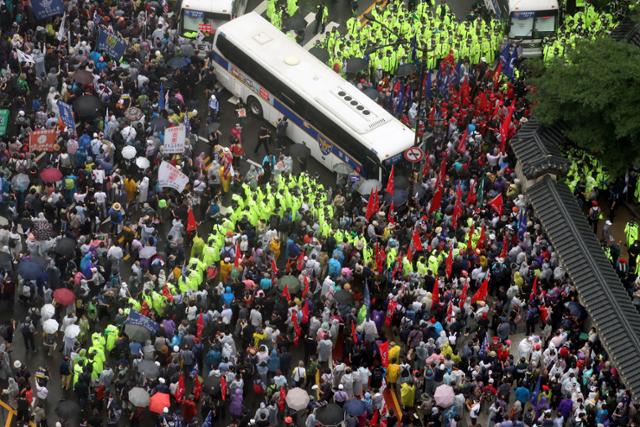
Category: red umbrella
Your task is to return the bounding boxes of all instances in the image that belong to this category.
[149,392,170,414]
[53,288,76,306]
[40,168,63,183]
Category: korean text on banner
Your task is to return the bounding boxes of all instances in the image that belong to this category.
[96,28,128,61]
[0,110,9,137]
[29,129,58,152]
[163,125,186,154]
[158,161,189,193]
[32,0,64,20]
[57,101,76,135]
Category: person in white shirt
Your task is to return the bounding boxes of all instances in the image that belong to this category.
[292,361,306,387]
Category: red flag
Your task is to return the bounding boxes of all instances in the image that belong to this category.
[487,193,504,216]
[438,158,447,183]
[445,245,454,279]
[452,185,463,228]
[370,410,380,427]
[467,180,477,206]
[234,240,241,268]
[161,286,174,303]
[196,313,204,340]
[429,184,443,214]
[193,374,202,401]
[499,103,516,153]
[301,276,310,299]
[301,300,310,324]
[186,207,197,233]
[412,228,423,251]
[432,276,440,308]
[296,251,305,271]
[459,282,469,309]
[384,300,398,328]
[175,374,186,403]
[375,243,386,273]
[388,201,395,224]
[406,246,414,263]
[471,276,490,304]
[500,234,509,258]
[351,320,358,344]
[278,386,286,412]
[365,187,379,222]
[467,224,475,251]
[493,62,502,87]
[477,224,486,250]
[529,275,538,303]
[386,165,395,196]
[292,310,301,346]
[377,341,390,367]
[271,259,278,275]
[220,375,227,401]
[457,128,468,153]
[446,300,453,323]
[421,154,430,178]
[282,284,291,303]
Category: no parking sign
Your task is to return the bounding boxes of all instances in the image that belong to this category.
[403,146,424,163]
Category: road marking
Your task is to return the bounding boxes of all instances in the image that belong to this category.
[302,21,339,50]
[197,135,209,142]
[253,0,267,15]
[304,12,316,24]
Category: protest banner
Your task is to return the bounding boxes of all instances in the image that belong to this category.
[32,0,64,20]
[163,125,186,154]
[29,129,58,152]
[158,161,189,193]
[57,101,76,135]
[96,28,128,60]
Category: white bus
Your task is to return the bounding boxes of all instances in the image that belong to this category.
[211,13,415,180]
[177,0,248,39]
[497,0,560,57]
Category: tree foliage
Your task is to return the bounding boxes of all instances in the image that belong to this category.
[530,37,640,177]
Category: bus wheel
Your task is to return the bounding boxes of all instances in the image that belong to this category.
[247,96,263,118]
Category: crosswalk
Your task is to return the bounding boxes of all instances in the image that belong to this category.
[249,0,339,51]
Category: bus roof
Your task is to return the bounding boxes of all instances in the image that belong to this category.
[217,12,415,162]
[508,0,559,12]
[181,0,234,14]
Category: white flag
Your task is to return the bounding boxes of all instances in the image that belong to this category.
[56,14,66,42]
[15,49,34,64]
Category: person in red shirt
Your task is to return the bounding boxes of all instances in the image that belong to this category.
[230,140,245,169]
[181,395,197,423]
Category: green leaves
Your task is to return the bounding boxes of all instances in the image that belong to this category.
[530,37,640,176]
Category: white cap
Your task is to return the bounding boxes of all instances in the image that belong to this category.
[338,384,344,390]
[13,360,21,368]
[163,407,169,413]
[173,346,179,352]
[159,377,165,384]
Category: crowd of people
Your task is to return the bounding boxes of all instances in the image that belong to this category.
[0,0,636,427]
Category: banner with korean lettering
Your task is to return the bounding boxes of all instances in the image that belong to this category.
[57,101,76,135]
[32,0,64,20]
[96,28,128,61]
[158,161,189,193]
[163,125,186,154]
[29,129,58,152]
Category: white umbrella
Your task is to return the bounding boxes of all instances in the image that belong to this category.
[41,304,55,320]
[64,324,80,339]
[434,384,455,408]
[42,319,59,334]
[122,145,137,160]
[139,246,157,259]
[136,157,150,169]
[286,387,310,411]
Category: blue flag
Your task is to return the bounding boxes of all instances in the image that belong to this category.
[531,375,541,404]
[32,0,64,20]
[202,411,213,427]
[363,280,371,312]
[500,45,517,80]
[454,61,462,86]
[125,311,160,333]
[518,210,527,239]
[425,70,432,100]
[395,83,405,116]
[183,112,191,136]
[158,83,165,111]
[96,28,128,61]
[57,101,76,136]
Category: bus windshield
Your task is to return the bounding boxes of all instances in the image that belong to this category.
[181,9,231,36]
[509,10,557,38]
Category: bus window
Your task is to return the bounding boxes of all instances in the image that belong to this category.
[182,10,231,35]
[509,12,534,38]
[534,15,556,34]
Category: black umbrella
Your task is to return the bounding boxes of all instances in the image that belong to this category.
[18,256,47,281]
[363,87,378,101]
[316,403,344,426]
[150,116,168,133]
[55,237,76,257]
[396,63,417,77]
[167,56,190,70]
[309,47,329,63]
[203,374,220,394]
[334,289,354,305]
[73,69,94,85]
[346,58,368,74]
[284,14,307,31]
[73,95,101,119]
[0,253,12,272]
[288,144,311,159]
[383,189,410,206]
[56,400,81,419]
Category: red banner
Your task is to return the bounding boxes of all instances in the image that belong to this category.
[29,129,58,152]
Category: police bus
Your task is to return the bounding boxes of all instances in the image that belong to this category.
[177,0,248,38]
[492,0,560,57]
[210,12,415,180]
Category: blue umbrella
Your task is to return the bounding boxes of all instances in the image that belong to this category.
[167,56,190,70]
[11,173,30,192]
[344,399,366,417]
[18,256,47,281]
